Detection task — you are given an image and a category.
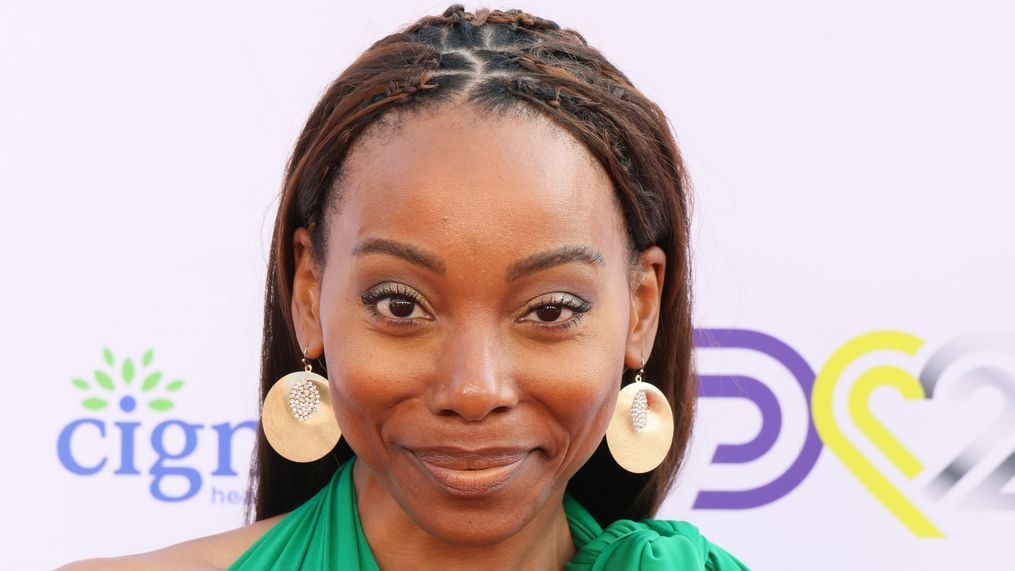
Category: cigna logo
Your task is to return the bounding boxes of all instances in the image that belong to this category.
[57,347,255,502]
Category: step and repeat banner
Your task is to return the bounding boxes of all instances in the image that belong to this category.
[2,1,1013,569]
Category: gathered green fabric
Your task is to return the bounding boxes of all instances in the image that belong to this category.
[563,495,750,570]
[229,457,751,570]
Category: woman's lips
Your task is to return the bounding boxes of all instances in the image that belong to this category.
[407,447,530,497]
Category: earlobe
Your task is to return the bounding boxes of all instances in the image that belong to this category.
[291,227,324,357]
[625,246,666,369]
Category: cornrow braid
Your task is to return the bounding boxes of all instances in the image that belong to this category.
[254,4,696,528]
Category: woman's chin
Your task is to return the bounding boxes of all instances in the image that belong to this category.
[399,500,546,548]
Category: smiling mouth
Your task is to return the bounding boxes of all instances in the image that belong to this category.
[407,448,530,497]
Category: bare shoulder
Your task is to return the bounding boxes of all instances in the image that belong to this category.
[57,513,288,571]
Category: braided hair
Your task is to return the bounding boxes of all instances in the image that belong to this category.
[252,4,697,526]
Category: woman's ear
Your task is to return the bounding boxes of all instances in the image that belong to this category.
[291,227,324,357]
[625,245,666,369]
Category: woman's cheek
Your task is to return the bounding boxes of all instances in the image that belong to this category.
[323,318,438,447]
[509,321,626,443]
[526,300,628,393]
[554,308,629,450]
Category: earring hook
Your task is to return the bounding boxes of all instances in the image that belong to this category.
[633,355,645,383]
[301,346,312,373]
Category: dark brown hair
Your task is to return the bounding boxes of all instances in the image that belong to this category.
[248,4,697,526]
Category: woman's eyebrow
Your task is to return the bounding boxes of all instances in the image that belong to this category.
[351,238,604,281]
[351,238,447,275]
[504,245,605,282]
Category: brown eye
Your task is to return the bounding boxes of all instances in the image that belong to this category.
[388,297,415,318]
[361,282,433,327]
[517,292,592,331]
[525,304,574,324]
[377,296,426,320]
[535,305,563,322]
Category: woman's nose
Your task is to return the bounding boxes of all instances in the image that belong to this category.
[427,324,518,421]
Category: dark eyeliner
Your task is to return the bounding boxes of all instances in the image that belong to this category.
[360,282,425,306]
[520,293,593,332]
[360,282,431,328]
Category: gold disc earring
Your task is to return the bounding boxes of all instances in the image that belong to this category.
[261,347,342,463]
[606,359,674,473]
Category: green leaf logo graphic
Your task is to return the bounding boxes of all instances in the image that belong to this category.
[82,397,108,410]
[72,346,184,413]
[122,358,135,384]
[148,399,174,411]
[94,371,115,391]
[141,371,162,391]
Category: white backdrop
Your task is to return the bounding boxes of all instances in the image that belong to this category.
[2,1,1014,569]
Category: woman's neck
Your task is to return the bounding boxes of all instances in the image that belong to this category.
[353,460,576,570]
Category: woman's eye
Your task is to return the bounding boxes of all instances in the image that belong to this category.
[526,304,575,324]
[375,296,427,319]
[361,283,432,326]
[518,294,592,330]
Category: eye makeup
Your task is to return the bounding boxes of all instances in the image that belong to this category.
[359,282,594,333]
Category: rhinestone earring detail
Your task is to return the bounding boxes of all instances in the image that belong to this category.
[261,347,342,463]
[605,358,674,473]
[288,358,321,422]
[630,367,650,432]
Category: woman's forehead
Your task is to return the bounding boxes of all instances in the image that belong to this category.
[328,108,628,268]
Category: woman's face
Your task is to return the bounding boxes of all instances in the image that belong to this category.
[291,106,664,545]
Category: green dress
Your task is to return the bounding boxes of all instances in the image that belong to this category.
[229,458,751,570]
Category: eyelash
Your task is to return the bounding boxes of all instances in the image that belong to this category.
[360,283,431,330]
[520,293,593,332]
[359,283,593,332]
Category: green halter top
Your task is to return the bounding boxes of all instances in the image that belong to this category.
[229,457,751,570]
